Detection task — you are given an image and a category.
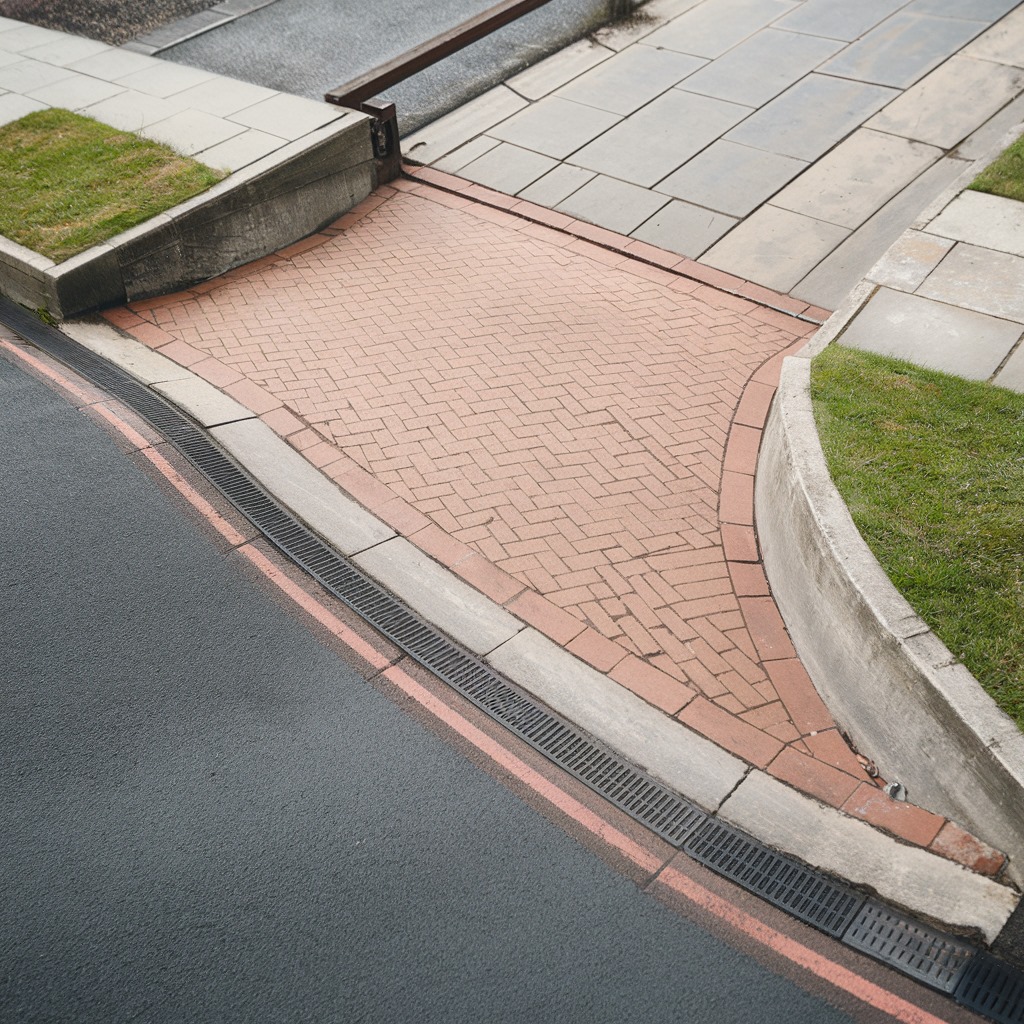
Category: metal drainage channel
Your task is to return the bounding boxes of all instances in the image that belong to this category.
[3,297,1022,1023]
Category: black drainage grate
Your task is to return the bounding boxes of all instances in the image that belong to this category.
[956,954,1024,1024]
[684,819,864,938]
[844,902,973,993]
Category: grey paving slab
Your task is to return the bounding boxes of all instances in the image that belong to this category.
[771,129,941,229]
[61,321,194,385]
[643,0,798,59]
[0,15,24,32]
[0,57,77,93]
[993,341,1024,392]
[678,28,842,108]
[517,162,596,205]
[591,0,707,52]
[487,95,620,160]
[554,44,704,116]
[964,3,1024,66]
[701,204,849,291]
[929,191,1024,256]
[458,142,559,194]
[227,92,343,138]
[774,0,908,41]
[555,173,671,233]
[26,73,126,111]
[820,12,987,89]
[908,0,1020,20]
[724,74,897,161]
[152,378,255,428]
[0,24,67,52]
[918,243,1024,323]
[79,90,188,132]
[0,92,46,127]
[838,287,1023,379]
[654,140,807,216]
[631,199,737,257]
[506,38,614,100]
[354,538,523,657]
[571,89,751,187]
[19,36,111,67]
[867,55,1024,149]
[66,47,161,80]
[115,61,219,98]
[403,86,527,164]
[868,230,956,293]
[0,50,19,69]
[791,155,966,308]
[955,91,1024,161]
[195,128,286,171]
[141,108,247,158]
[168,76,279,118]
[432,135,501,173]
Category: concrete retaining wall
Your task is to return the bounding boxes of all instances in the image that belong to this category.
[0,111,373,320]
[756,347,1024,888]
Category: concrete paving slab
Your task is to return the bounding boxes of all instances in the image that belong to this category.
[993,341,1024,392]
[403,86,528,164]
[517,162,595,205]
[770,129,942,230]
[554,44,704,116]
[718,771,1018,942]
[487,628,748,811]
[0,24,67,52]
[918,242,1024,323]
[868,230,956,293]
[964,2,1024,66]
[0,51,18,68]
[433,135,501,173]
[631,199,737,257]
[654,141,807,216]
[506,38,614,100]
[115,61,219,99]
[26,73,125,111]
[354,538,523,656]
[141,108,247,158]
[66,47,160,80]
[19,35,110,67]
[61,321,194,385]
[167,76,279,118]
[591,0,708,51]
[956,92,1024,161]
[820,12,987,89]
[928,190,1024,257]
[678,28,841,108]
[837,287,1023,379]
[572,89,751,186]
[79,90,188,132]
[487,95,620,160]
[0,92,46,126]
[643,0,798,59]
[227,92,343,138]
[868,55,1024,149]
[702,205,849,292]
[556,174,671,234]
[152,377,255,428]
[909,0,1020,20]
[0,57,76,93]
[458,142,558,194]
[774,0,907,41]
[724,75,897,162]
[210,419,396,556]
[194,128,286,171]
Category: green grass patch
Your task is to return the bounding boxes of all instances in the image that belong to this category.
[0,108,225,263]
[968,130,1024,203]
[811,344,1024,730]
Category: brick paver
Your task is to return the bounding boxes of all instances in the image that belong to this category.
[107,174,978,854]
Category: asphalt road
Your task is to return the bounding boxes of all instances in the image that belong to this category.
[0,351,873,1023]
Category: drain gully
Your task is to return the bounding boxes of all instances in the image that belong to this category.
[2,297,1022,1022]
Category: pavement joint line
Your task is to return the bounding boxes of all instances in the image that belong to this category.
[398,168,830,326]
[3,302,1018,951]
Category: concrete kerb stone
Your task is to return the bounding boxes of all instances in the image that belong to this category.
[53,315,1020,941]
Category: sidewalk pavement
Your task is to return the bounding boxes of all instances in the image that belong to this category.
[402,0,1024,309]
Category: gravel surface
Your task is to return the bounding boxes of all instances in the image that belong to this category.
[0,0,219,44]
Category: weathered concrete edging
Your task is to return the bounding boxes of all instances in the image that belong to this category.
[50,315,1021,940]
[0,111,372,321]
[756,325,1024,893]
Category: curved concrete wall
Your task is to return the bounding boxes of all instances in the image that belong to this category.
[756,353,1024,888]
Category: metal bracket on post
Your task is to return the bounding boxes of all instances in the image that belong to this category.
[360,99,401,184]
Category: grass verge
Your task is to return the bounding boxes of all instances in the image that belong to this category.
[811,344,1024,730]
[969,130,1024,203]
[0,108,225,262]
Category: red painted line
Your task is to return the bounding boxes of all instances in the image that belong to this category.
[11,337,952,1023]
[1,338,97,404]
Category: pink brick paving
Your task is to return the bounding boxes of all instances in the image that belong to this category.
[105,173,1004,875]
